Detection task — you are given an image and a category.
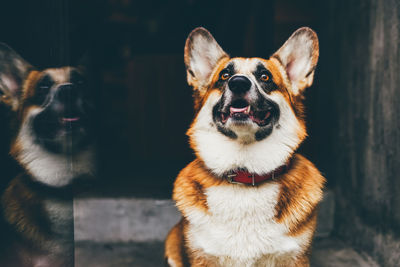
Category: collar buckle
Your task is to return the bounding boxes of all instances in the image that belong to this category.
[227,172,243,185]
[227,172,257,186]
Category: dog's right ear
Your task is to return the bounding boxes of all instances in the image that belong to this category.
[184,27,228,94]
[0,43,32,111]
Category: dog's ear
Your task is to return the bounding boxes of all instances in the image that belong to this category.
[273,27,319,95]
[0,43,32,111]
[184,27,228,94]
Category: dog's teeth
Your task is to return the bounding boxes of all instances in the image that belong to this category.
[246,106,251,114]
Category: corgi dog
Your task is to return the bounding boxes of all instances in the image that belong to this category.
[165,27,325,267]
[0,43,95,267]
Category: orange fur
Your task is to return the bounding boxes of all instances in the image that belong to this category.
[173,160,226,215]
[274,155,325,236]
[2,174,51,245]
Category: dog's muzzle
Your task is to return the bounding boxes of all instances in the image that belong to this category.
[214,76,278,127]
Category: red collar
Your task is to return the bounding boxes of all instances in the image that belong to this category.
[226,163,289,186]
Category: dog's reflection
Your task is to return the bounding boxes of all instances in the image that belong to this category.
[0,43,95,267]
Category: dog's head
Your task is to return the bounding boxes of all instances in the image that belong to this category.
[0,43,94,186]
[185,27,319,175]
[0,43,92,154]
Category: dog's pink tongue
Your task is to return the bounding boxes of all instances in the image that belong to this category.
[230,106,248,114]
[62,117,80,122]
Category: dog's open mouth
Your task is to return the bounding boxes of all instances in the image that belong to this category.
[56,106,84,126]
[33,107,86,137]
[219,99,272,126]
[62,117,80,122]
[60,116,81,126]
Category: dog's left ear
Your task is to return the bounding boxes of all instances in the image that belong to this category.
[0,43,32,111]
[273,27,319,95]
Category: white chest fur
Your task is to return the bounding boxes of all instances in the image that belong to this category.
[186,183,305,266]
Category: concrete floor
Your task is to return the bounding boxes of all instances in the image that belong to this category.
[75,238,379,267]
[74,193,379,266]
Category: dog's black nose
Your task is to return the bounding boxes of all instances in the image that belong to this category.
[228,76,252,94]
[56,84,79,102]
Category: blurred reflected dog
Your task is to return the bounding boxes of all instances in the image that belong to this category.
[0,44,94,267]
[165,27,325,267]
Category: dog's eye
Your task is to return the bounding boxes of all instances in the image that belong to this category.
[37,82,52,95]
[221,72,230,81]
[34,87,50,105]
[37,75,53,90]
[33,75,53,104]
[260,73,270,82]
[39,85,50,90]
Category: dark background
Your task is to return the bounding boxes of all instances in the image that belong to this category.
[0,0,324,196]
[0,0,399,266]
